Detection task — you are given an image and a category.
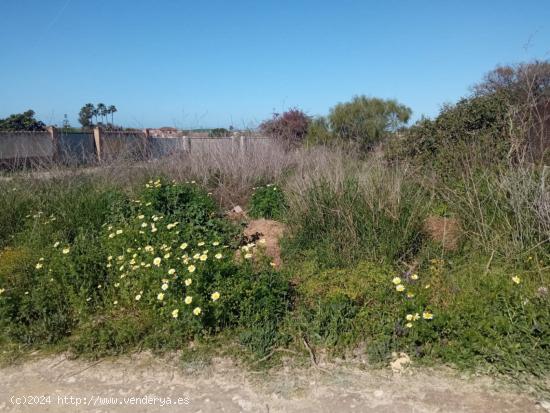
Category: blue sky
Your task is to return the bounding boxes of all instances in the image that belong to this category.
[1,0,549,129]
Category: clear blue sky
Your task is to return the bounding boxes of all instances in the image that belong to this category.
[1,0,549,129]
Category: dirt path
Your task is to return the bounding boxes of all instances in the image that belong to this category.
[0,353,547,413]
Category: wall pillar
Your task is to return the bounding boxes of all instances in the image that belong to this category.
[143,128,150,160]
[46,126,59,162]
[183,136,191,153]
[93,127,102,162]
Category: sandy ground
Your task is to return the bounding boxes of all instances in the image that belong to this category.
[0,353,548,413]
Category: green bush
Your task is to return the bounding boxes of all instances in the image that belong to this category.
[208,128,230,137]
[289,256,550,375]
[248,184,287,220]
[329,96,411,150]
[0,178,290,358]
[305,117,333,146]
[387,93,509,177]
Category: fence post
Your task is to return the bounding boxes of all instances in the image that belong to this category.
[47,126,59,162]
[93,127,102,162]
[143,128,150,160]
[183,136,191,153]
[239,135,247,153]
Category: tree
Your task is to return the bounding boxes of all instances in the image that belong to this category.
[208,128,229,137]
[78,103,95,128]
[305,116,333,146]
[108,105,117,124]
[259,108,311,149]
[473,61,550,162]
[96,103,107,124]
[329,96,412,150]
[0,110,46,131]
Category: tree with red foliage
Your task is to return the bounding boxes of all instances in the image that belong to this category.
[259,108,311,149]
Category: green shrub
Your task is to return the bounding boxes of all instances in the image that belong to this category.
[329,96,411,150]
[0,178,290,359]
[208,128,230,137]
[289,256,550,376]
[248,184,287,220]
[387,93,509,177]
[305,117,333,146]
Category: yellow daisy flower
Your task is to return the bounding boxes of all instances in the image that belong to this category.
[193,307,202,316]
[211,292,220,301]
[422,311,433,320]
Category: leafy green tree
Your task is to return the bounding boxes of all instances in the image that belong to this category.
[329,96,412,150]
[0,110,46,131]
[78,103,95,128]
[208,128,230,137]
[305,116,333,146]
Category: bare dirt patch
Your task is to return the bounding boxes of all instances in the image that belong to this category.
[424,216,461,251]
[0,354,547,413]
[244,219,287,267]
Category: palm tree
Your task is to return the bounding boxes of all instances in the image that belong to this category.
[96,103,106,124]
[108,105,117,125]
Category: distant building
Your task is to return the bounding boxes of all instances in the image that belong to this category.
[148,127,183,138]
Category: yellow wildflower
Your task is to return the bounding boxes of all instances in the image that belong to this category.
[211,292,220,301]
[193,307,202,316]
[185,278,192,286]
[184,296,193,304]
[392,277,401,285]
